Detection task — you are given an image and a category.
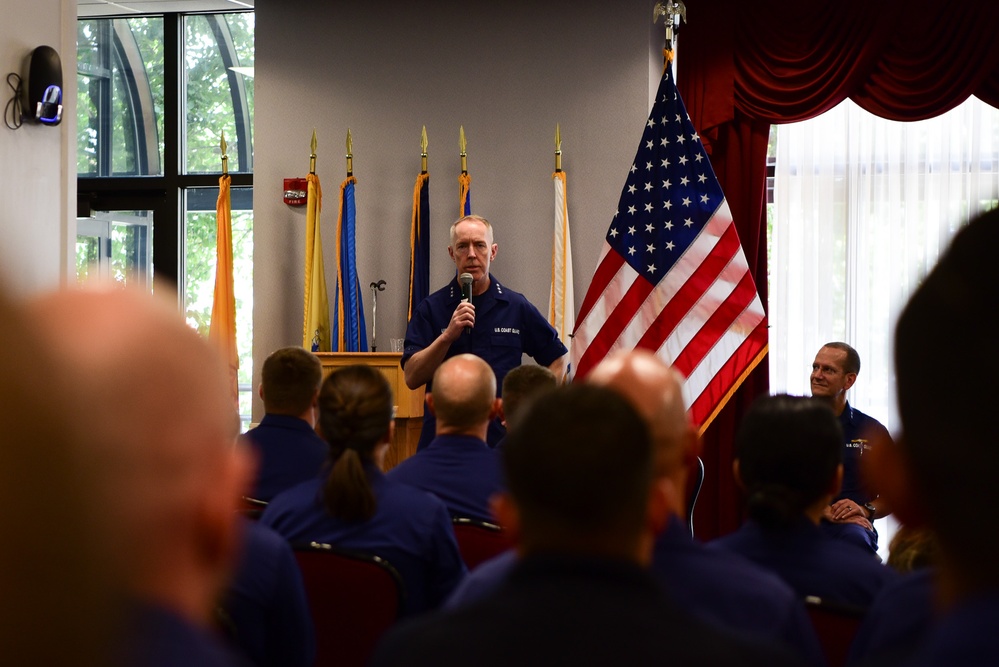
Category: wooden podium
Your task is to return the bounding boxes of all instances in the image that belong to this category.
[315,353,424,470]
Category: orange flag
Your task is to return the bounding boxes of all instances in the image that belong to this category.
[209,173,239,408]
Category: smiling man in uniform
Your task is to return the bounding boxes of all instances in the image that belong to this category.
[809,342,892,555]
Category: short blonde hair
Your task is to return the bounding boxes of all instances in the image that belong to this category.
[449,214,494,247]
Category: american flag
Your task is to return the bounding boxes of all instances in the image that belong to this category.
[571,60,768,432]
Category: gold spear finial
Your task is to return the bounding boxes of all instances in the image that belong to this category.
[220,130,229,175]
[459,125,468,174]
[421,125,428,174]
[555,123,562,172]
[309,128,317,175]
[346,128,353,177]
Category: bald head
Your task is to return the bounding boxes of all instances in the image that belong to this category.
[587,349,693,476]
[429,354,498,435]
[27,287,249,623]
[29,288,237,477]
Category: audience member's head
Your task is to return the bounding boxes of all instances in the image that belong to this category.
[0,285,118,665]
[586,349,697,513]
[734,394,843,530]
[810,342,860,410]
[500,364,557,431]
[892,207,999,600]
[27,286,253,628]
[318,365,394,522]
[260,346,323,420]
[497,384,659,563]
[428,354,499,437]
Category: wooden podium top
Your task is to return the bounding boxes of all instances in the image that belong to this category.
[314,352,424,419]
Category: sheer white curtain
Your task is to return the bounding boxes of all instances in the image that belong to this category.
[769,97,999,435]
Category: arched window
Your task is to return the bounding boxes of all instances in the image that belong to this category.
[76,11,255,427]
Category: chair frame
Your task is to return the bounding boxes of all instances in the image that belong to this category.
[293,541,406,611]
[239,495,268,520]
[686,456,705,537]
[292,541,406,667]
[451,516,514,569]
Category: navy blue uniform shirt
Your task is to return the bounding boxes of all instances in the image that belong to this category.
[243,414,328,502]
[848,568,935,666]
[260,464,466,615]
[222,519,315,667]
[711,518,898,608]
[822,402,892,553]
[445,517,824,666]
[904,593,999,667]
[373,553,805,667]
[402,275,567,449]
[386,434,504,524]
[836,402,891,507]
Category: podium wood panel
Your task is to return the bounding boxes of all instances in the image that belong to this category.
[315,353,424,470]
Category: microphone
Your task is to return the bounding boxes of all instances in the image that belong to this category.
[459,273,473,334]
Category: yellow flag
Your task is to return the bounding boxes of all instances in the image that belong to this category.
[303,173,331,352]
[209,173,239,407]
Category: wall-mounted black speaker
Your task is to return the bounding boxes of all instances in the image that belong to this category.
[26,45,63,126]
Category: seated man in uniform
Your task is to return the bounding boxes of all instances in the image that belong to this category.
[401,214,567,450]
[243,346,328,501]
[371,384,801,667]
[388,354,504,523]
[809,342,892,554]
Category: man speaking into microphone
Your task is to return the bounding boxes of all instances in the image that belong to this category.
[402,214,568,451]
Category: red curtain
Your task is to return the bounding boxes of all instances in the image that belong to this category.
[678,0,999,539]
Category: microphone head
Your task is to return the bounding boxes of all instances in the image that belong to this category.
[459,273,473,287]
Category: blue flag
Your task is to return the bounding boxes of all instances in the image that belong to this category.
[332,176,368,351]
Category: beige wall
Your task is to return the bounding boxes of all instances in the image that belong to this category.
[0,0,77,295]
[253,0,662,418]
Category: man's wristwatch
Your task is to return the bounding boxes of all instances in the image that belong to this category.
[863,502,877,520]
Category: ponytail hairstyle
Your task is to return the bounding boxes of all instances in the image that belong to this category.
[318,365,394,522]
[735,394,842,530]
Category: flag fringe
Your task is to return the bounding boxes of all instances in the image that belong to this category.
[409,172,429,320]
[696,343,769,437]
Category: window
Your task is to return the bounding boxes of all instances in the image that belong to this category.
[77,11,255,428]
[767,97,999,558]
[768,97,999,429]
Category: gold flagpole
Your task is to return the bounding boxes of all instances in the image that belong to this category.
[554,123,562,173]
[459,125,468,175]
[221,131,229,175]
[421,125,428,175]
[310,129,317,175]
[346,128,353,177]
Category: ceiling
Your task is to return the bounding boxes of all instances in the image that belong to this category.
[78,0,253,17]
